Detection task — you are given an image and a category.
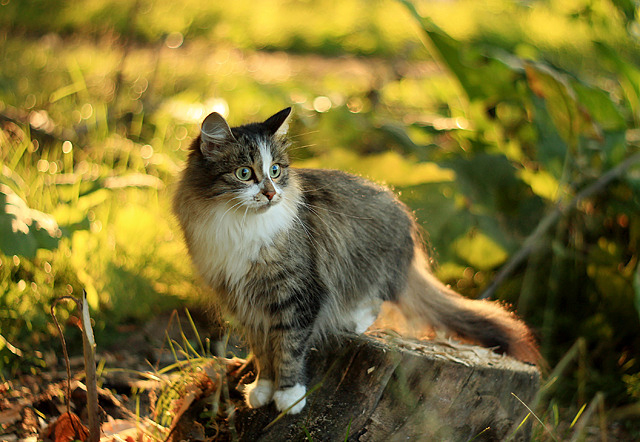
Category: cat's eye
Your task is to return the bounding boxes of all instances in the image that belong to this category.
[270,164,281,179]
[235,167,253,181]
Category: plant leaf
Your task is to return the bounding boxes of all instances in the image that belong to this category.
[571,81,626,132]
[400,0,486,101]
[525,62,601,147]
[0,185,62,257]
[594,41,640,118]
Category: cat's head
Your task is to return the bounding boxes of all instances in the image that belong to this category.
[184,108,295,212]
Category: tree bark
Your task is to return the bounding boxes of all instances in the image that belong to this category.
[232,333,540,442]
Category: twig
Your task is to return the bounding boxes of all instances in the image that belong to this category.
[480,151,640,299]
[51,296,87,439]
[50,292,100,442]
[51,296,77,417]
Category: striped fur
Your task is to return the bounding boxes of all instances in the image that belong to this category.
[173,108,538,414]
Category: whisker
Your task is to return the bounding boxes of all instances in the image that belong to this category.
[281,197,322,256]
[287,143,317,151]
[215,197,246,237]
[294,215,321,256]
[288,130,320,138]
[297,201,333,233]
[241,205,250,230]
[299,200,374,221]
[296,183,334,194]
[219,197,245,220]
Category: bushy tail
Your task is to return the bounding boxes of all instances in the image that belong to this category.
[395,257,539,364]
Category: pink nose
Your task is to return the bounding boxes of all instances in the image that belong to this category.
[264,190,276,201]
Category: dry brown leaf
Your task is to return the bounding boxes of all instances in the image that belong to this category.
[43,411,90,442]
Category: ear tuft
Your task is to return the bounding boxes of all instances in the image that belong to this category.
[263,107,293,138]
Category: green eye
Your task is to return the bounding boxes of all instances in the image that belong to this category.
[235,167,253,181]
[270,163,281,179]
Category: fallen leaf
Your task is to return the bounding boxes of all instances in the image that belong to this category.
[43,412,90,442]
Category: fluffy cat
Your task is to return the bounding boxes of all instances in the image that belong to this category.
[172,107,538,415]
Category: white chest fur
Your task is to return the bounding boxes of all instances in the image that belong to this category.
[186,195,297,289]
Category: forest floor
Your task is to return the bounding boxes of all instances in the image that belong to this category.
[0,308,238,441]
[1,308,636,442]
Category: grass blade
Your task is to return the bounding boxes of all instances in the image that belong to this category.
[511,392,559,442]
[569,403,588,429]
[569,393,605,442]
[504,413,530,442]
[343,418,352,442]
[185,307,206,356]
[263,381,324,431]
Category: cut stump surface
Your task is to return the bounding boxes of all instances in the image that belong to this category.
[233,333,540,442]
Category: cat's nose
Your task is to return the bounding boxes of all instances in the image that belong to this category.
[263,189,276,201]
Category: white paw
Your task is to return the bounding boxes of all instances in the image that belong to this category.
[244,379,275,408]
[272,384,307,414]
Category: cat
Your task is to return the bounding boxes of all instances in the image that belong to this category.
[172,107,538,415]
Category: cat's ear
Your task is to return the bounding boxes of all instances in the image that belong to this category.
[263,107,292,138]
[200,112,236,155]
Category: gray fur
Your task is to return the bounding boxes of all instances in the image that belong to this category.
[173,108,538,414]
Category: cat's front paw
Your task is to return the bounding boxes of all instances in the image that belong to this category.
[273,384,307,414]
[244,379,275,408]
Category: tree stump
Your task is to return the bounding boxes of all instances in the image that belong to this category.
[233,333,540,442]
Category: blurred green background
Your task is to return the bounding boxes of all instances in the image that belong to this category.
[1,0,640,438]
